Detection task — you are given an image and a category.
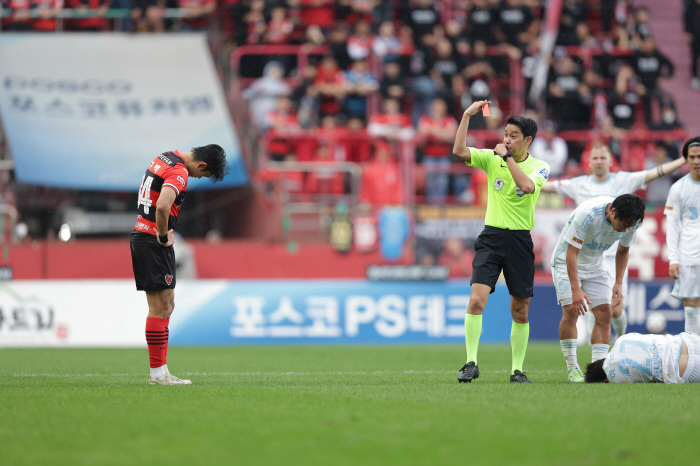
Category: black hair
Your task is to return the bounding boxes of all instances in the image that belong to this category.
[611,193,645,228]
[192,144,229,182]
[681,136,700,159]
[584,359,607,383]
[505,116,538,143]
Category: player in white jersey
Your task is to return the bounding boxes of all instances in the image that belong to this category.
[550,194,645,382]
[665,137,700,335]
[583,332,700,383]
[542,145,687,342]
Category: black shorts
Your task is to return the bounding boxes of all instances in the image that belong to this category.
[130,233,176,291]
[471,226,535,298]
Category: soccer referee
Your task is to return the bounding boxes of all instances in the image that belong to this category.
[452,101,550,383]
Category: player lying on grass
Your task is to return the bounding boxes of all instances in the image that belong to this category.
[551,194,645,383]
[584,332,700,383]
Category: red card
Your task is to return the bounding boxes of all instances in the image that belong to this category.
[482,104,490,116]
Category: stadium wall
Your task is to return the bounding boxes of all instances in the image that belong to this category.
[0,279,683,347]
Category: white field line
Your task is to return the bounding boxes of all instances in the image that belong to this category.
[8,369,557,377]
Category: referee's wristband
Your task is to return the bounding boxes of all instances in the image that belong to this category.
[158,234,169,244]
[503,151,513,161]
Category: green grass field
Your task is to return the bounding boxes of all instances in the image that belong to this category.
[1,344,698,466]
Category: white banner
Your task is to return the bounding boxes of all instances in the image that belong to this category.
[0,34,248,190]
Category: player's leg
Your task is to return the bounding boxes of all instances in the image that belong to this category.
[458,229,503,383]
[590,303,612,362]
[679,333,700,382]
[605,255,628,339]
[145,288,173,379]
[553,265,584,381]
[677,265,700,334]
[502,230,534,383]
[585,269,613,362]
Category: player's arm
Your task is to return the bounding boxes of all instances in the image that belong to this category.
[565,243,590,315]
[155,186,176,247]
[494,143,536,193]
[612,244,630,307]
[541,180,558,193]
[643,156,687,184]
[452,100,490,163]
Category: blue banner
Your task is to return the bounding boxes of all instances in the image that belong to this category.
[169,280,685,345]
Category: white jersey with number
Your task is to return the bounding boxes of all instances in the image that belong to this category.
[604,333,686,383]
[550,196,639,272]
[554,171,647,259]
[665,174,700,266]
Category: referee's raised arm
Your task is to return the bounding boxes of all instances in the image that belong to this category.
[453,100,491,163]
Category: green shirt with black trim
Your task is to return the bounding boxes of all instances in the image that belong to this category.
[466,148,550,230]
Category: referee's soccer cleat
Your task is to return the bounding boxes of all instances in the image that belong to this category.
[458,362,480,383]
[510,370,533,383]
[567,368,585,383]
[148,374,192,385]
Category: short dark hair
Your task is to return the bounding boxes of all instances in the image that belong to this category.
[611,193,645,228]
[681,136,700,159]
[192,144,229,182]
[584,359,607,383]
[505,116,538,143]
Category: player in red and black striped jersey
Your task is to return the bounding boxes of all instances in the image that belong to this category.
[130,144,228,385]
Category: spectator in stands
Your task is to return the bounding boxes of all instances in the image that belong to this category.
[300,0,334,30]
[380,60,406,106]
[574,22,600,47]
[304,142,346,195]
[265,5,294,44]
[467,0,498,45]
[243,61,293,131]
[2,0,33,30]
[359,140,404,206]
[547,55,592,131]
[417,98,458,203]
[265,95,301,162]
[368,97,415,142]
[445,18,471,56]
[462,39,499,88]
[66,0,110,31]
[242,0,266,44]
[177,0,215,31]
[631,6,653,46]
[347,19,374,61]
[328,25,352,71]
[529,121,568,177]
[372,20,401,62]
[496,0,534,48]
[633,36,674,124]
[404,0,440,41]
[430,37,466,116]
[342,59,379,119]
[31,0,62,32]
[130,0,164,32]
[556,0,588,46]
[291,64,321,129]
[607,63,639,130]
[685,0,700,90]
[409,32,439,125]
[344,116,372,163]
[315,115,346,160]
[315,55,346,117]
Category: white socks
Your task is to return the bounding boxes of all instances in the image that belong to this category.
[591,344,609,362]
[612,310,628,338]
[560,339,579,372]
[685,307,700,335]
[150,365,166,379]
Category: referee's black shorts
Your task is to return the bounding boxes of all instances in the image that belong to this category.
[130,233,176,291]
[471,226,535,298]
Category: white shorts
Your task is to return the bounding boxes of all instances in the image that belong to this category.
[552,264,612,308]
[672,265,700,300]
[681,332,700,383]
[603,254,628,305]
